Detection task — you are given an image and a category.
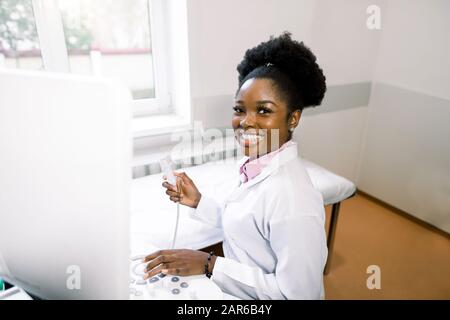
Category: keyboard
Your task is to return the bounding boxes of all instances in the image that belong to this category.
[129,253,223,300]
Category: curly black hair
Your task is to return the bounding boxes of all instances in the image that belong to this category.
[237,32,326,113]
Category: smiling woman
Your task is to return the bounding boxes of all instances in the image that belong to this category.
[146,32,329,300]
[233,78,296,158]
[234,32,326,158]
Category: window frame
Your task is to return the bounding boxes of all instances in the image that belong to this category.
[30,0,171,116]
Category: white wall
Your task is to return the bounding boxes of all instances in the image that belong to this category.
[372,0,450,100]
[308,0,385,86]
[298,106,369,183]
[357,0,450,233]
[186,0,385,183]
[186,0,316,129]
[297,0,386,182]
[186,0,317,98]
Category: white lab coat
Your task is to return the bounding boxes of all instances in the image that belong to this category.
[189,142,328,300]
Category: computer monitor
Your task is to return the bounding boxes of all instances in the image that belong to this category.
[0,69,132,299]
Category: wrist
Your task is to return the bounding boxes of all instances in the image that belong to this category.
[193,193,202,208]
[210,255,217,272]
[204,251,216,278]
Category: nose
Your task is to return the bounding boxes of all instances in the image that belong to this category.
[240,112,257,129]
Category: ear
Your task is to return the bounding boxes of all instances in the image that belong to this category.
[288,109,302,131]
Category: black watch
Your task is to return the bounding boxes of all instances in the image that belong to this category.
[205,251,215,278]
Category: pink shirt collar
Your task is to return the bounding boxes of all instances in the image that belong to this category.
[239,140,296,184]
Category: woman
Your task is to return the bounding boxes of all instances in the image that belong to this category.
[143,32,327,299]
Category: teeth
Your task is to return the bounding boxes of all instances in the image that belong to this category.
[240,133,264,145]
[242,134,262,139]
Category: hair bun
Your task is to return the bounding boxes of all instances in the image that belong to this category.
[237,32,326,108]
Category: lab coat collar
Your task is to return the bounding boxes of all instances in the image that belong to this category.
[227,141,299,202]
[237,154,250,168]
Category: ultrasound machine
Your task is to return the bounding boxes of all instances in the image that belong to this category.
[0,69,223,300]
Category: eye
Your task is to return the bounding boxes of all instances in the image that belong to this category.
[233,106,244,114]
[257,106,272,114]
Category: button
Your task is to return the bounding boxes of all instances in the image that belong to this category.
[129,288,136,295]
[135,290,143,296]
[132,263,147,277]
[172,288,180,295]
[136,279,146,285]
[158,273,166,278]
[130,279,135,284]
[180,282,189,288]
[171,277,180,282]
[148,277,159,283]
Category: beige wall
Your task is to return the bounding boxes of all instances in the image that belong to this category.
[357,0,450,233]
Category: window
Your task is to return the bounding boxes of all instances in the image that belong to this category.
[58,0,155,100]
[0,0,43,70]
[0,0,171,116]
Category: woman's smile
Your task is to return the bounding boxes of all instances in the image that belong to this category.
[235,128,266,148]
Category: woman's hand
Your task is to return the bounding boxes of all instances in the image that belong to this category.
[142,249,216,279]
[162,172,201,208]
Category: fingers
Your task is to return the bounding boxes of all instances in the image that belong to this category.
[173,172,193,185]
[144,262,186,279]
[169,196,181,203]
[142,250,187,279]
[162,172,195,204]
[163,172,194,191]
[176,177,182,195]
[143,250,175,263]
[162,181,176,192]
[144,266,188,279]
[165,189,179,197]
[144,253,176,272]
[163,181,182,203]
[162,181,180,203]
[160,267,189,277]
[144,264,164,279]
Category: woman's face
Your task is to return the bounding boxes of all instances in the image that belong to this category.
[232,78,300,158]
